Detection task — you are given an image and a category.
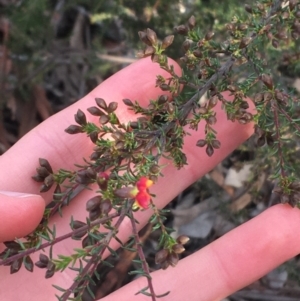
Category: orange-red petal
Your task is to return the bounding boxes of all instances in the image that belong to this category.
[135,190,151,209]
[136,177,153,190]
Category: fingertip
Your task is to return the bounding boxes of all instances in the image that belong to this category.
[0,193,45,242]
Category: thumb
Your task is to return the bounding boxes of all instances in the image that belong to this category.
[0,191,45,242]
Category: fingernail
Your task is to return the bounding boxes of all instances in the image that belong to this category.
[0,190,37,198]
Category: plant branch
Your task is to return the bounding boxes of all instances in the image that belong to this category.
[271,99,286,178]
[0,212,119,266]
[60,200,133,301]
[129,209,157,301]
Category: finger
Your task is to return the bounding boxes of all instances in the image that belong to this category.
[0,57,181,199]
[101,204,300,301]
[0,192,45,242]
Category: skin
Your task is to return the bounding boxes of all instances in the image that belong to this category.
[0,58,300,301]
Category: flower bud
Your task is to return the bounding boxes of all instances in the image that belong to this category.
[40,183,52,193]
[71,221,87,239]
[276,30,288,40]
[75,109,87,125]
[188,15,196,29]
[176,235,190,245]
[205,31,214,41]
[207,115,217,125]
[172,244,185,254]
[263,92,273,102]
[97,172,109,190]
[82,236,90,248]
[166,103,175,114]
[161,35,174,49]
[45,262,56,279]
[89,131,98,143]
[146,28,158,45]
[167,252,179,267]
[90,151,101,161]
[260,74,273,90]
[158,95,168,105]
[100,199,112,215]
[192,49,203,58]
[89,208,101,221]
[240,101,249,109]
[99,115,109,125]
[138,30,152,46]
[151,53,160,63]
[36,166,50,178]
[65,124,83,134]
[107,102,118,113]
[182,39,191,51]
[86,196,102,212]
[155,249,169,265]
[160,83,170,91]
[272,39,279,48]
[75,172,93,185]
[95,98,107,110]
[11,258,22,274]
[244,4,253,14]
[160,260,170,270]
[274,90,285,102]
[144,45,155,57]
[150,164,160,174]
[4,241,21,250]
[196,139,207,147]
[44,174,54,188]
[208,96,218,109]
[123,98,134,107]
[35,254,49,269]
[239,37,252,49]
[211,139,221,149]
[87,106,104,116]
[39,158,53,173]
[174,25,188,35]
[32,174,44,182]
[206,144,214,157]
[114,187,135,198]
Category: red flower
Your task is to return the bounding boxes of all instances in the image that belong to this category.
[114,177,154,210]
[133,177,153,209]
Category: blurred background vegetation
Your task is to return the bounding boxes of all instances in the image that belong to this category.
[0,0,248,152]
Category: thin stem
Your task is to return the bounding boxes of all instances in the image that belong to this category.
[271,100,286,178]
[129,209,157,301]
[277,105,300,133]
[60,200,133,301]
[0,212,119,266]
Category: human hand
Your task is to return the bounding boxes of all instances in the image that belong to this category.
[1,57,299,301]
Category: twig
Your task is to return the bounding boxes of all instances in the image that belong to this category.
[61,200,133,301]
[271,99,286,178]
[129,209,157,301]
[0,212,119,266]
